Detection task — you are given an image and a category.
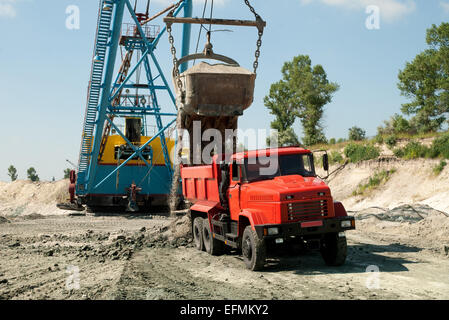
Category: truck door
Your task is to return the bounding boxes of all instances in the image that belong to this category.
[228,161,242,220]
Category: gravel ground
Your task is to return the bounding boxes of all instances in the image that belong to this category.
[1,209,448,300]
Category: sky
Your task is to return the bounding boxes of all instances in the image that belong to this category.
[0,0,448,181]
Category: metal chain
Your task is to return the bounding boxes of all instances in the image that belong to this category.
[168,0,264,81]
[167,25,184,95]
[244,0,264,74]
[244,0,260,20]
[166,1,185,100]
[253,28,263,74]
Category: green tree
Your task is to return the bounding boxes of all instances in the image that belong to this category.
[265,55,339,146]
[27,167,39,182]
[64,168,71,179]
[398,23,449,132]
[267,127,301,147]
[264,81,301,146]
[377,113,414,136]
[7,165,18,181]
[348,126,366,141]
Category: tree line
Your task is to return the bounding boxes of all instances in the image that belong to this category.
[266,22,449,147]
[6,166,72,182]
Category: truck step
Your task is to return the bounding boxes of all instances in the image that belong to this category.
[225,233,238,240]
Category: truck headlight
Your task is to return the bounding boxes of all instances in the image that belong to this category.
[267,227,279,236]
[341,220,352,228]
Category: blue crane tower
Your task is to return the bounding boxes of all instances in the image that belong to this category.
[72,0,193,211]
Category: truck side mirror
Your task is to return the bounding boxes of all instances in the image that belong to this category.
[323,154,329,172]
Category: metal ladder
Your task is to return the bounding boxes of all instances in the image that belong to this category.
[77,0,114,177]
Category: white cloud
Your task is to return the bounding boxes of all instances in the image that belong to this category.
[300,0,416,22]
[0,0,17,18]
[441,1,449,13]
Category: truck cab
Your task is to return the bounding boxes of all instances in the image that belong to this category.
[181,147,355,271]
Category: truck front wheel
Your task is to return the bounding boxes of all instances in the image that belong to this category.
[320,233,347,266]
[193,217,204,251]
[242,226,266,271]
[202,219,224,256]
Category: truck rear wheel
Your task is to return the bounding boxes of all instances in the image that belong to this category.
[193,217,204,251]
[202,219,224,256]
[320,233,347,266]
[242,226,266,271]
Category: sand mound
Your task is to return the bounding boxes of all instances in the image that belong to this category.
[325,156,449,251]
[353,205,449,250]
[351,204,448,223]
[166,214,191,240]
[327,158,449,213]
[0,180,70,217]
[151,214,192,245]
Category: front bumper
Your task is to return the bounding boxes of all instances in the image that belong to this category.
[254,216,356,240]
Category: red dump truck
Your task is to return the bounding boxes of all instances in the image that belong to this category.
[181,147,355,270]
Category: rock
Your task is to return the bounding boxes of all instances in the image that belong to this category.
[0,216,9,224]
[140,227,146,232]
[109,234,126,242]
[97,233,109,241]
[81,245,92,251]
[8,241,20,248]
[443,245,449,256]
[24,213,44,220]
[44,250,54,257]
[0,279,8,285]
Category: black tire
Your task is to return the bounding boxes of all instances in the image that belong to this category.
[193,217,204,251]
[202,219,224,256]
[320,233,347,266]
[242,226,266,271]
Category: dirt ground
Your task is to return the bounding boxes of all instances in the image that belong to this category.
[1,208,448,300]
[1,154,449,300]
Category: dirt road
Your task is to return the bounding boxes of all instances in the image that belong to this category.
[1,211,448,300]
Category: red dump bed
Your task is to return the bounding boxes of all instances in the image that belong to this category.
[181,163,221,203]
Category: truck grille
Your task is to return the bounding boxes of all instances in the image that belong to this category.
[286,200,329,221]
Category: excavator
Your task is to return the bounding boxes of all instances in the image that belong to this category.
[58,0,265,213]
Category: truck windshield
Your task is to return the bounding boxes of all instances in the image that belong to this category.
[244,153,315,183]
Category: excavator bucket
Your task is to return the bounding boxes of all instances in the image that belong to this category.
[176,62,256,117]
